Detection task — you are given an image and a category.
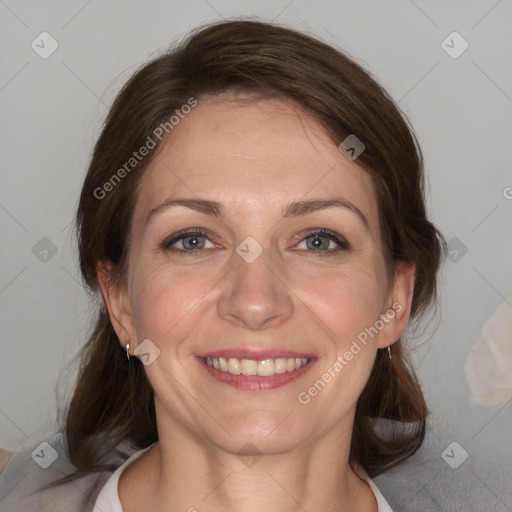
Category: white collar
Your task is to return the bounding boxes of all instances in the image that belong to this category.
[94,447,394,511]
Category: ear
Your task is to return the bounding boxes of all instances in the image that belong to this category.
[377,260,416,349]
[96,260,137,353]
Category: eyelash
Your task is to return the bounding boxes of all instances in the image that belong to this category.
[160,228,350,257]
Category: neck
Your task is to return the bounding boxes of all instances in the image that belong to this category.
[119,407,377,512]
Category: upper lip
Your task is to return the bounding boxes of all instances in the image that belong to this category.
[197,349,316,360]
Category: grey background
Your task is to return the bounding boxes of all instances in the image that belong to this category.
[1,0,511,508]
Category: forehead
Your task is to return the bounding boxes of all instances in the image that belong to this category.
[134,96,378,227]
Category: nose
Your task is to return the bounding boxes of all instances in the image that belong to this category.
[217,245,294,330]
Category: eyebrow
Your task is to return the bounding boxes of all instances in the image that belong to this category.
[144,196,370,232]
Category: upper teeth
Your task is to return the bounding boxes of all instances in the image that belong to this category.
[206,357,309,376]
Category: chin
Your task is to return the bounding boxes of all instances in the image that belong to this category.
[204,414,308,457]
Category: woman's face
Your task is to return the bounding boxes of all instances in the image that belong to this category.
[101,95,414,456]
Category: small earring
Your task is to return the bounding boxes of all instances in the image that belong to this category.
[125,343,130,361]
[387,346,392,360]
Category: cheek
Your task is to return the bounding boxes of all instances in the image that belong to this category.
[129,262,218,342]
[290,263,386,351]
[293,266,383,417]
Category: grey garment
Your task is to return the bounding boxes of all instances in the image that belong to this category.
[0,432,136,512]
[372,427,512,512]
[0,428,511,511]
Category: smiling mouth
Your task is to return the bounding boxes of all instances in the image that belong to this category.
[205,356,310,377]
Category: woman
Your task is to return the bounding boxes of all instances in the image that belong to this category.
[0,19,446,511]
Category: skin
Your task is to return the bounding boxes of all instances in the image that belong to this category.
[98,94,415,512]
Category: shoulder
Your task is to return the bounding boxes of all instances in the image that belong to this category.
[352,463,394,512]
[0,432,131,512]
[371,426,512,511]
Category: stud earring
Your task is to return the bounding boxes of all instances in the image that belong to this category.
[125,343,130,361]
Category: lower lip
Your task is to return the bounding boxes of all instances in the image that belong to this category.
[197,357,317,391]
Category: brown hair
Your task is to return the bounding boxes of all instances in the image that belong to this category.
[54,18,447,485]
